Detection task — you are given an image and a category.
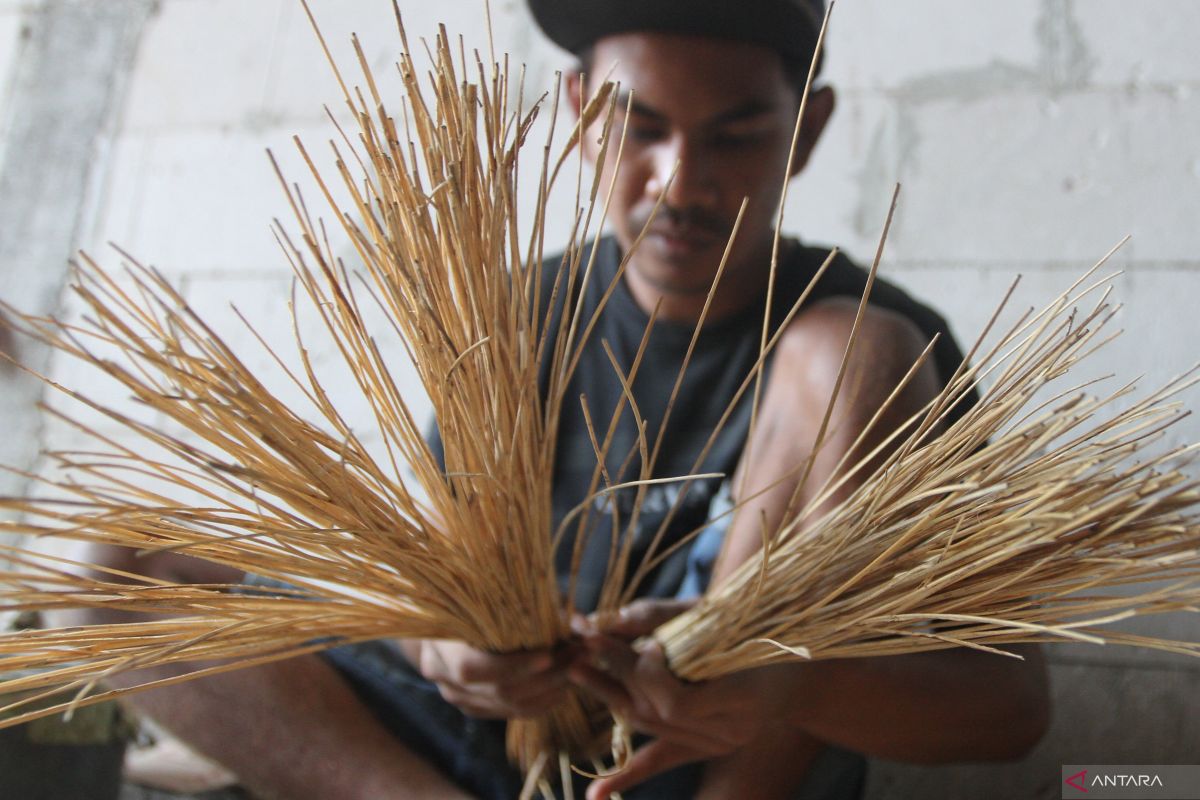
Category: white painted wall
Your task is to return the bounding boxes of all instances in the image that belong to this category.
[0,3,29,166]
[1,1,1197,796]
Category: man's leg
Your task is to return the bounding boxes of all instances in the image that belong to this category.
[128,649,474,800]
[56,544,475,800]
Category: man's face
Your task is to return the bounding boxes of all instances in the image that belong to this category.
[574,32,828,315]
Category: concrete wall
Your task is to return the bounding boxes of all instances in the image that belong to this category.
[0,0,156,539]
[0,1,1197,797]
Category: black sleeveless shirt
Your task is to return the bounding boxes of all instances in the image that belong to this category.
[433,236,975,612]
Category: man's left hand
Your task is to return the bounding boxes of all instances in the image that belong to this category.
[568,599,788,799]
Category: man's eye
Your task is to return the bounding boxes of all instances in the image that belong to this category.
[628,127,665,142]
[711,130,767,149]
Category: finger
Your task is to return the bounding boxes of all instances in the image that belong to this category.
[436,684,508,720]
[434,640,558,684]
[506,682,575,718]
[447,667,573,717]
[631,639,689,721]
[570,611,593,637]
[597,598,698,639]
[585,637,692,725]
[439,679,563,720]
[579,632,640,683]
[620,716,731,753]
[485,669,570,707]
[586,738,702,800]
[502,639,581,684]
[569,662,633,712]
[579,635,689,723]
[464,647,556,682]
[571,665,728,753]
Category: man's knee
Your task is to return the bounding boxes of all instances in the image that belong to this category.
[76,542,240,584]
[51,542,241,628]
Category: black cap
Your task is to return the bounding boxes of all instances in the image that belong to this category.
[528,0,826,69]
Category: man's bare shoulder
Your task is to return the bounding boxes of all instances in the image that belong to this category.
[782,296,932,377]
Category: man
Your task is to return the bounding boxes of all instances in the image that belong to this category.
[74,1,1049,798]
[507,3,1049,795]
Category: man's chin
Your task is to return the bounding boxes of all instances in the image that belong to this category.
[632,237,727,287]
[628,259,722,298]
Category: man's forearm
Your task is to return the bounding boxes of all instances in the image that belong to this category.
[781,645,1049,762]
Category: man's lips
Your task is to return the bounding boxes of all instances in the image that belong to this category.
[631,206,732,259]
[648,226,723,255]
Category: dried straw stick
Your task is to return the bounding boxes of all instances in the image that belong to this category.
[0,7,638,774]
[658,254,1200,680]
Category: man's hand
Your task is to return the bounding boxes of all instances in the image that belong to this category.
[410,639,572,719]
[569,599,790,799]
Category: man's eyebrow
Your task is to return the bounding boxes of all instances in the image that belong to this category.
[711,100,780,125]
[613,91,779,126]
[614,91,666,122]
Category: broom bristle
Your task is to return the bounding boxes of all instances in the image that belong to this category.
[659,256,1200,680]
[0,12,630,773]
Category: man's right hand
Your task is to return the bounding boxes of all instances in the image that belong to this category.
[408,639,572,719]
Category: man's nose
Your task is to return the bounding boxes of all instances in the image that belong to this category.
[646,134,719,211]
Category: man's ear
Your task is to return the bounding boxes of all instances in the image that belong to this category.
[565,69,604,165]
[565,70,585,123]
[788,86,836,177]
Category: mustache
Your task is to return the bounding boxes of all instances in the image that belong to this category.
[630,205,731,239]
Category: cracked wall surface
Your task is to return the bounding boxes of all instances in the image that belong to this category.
[0,0,155,551]
[0,1,1196,796]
